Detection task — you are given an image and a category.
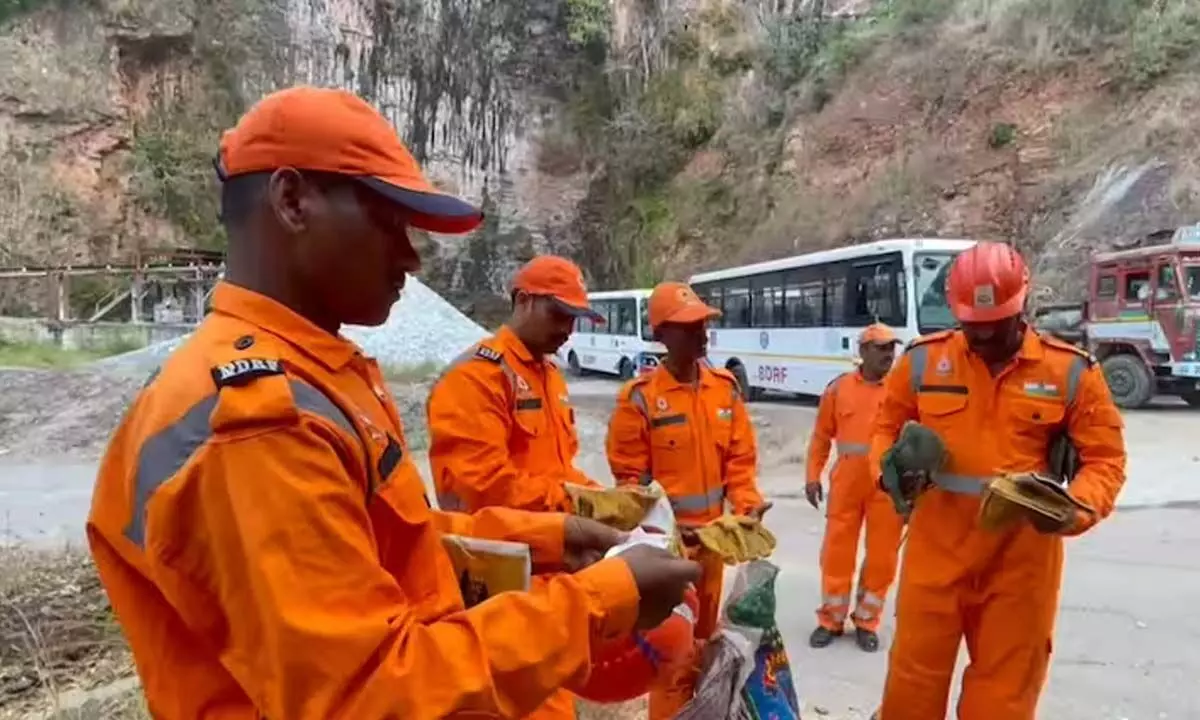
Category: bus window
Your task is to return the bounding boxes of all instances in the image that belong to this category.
[847,254,904,326]
[576,315,593,333]
[725,279,752,328]
[823,272,846,327]
[783,268,822,327]
[639,300,652,340]
[616,298,637,335]
[592,300,611,333]
[751,272,784,327]
[914,252,956,332]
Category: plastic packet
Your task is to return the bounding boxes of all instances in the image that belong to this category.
[440,535,531,608]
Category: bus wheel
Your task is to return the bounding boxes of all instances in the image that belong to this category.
[618,357,635,380]
[568,351,583,377]
[1101,354,1153,409]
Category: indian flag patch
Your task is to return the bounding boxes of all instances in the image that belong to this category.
[717,407,733,421]
[1023,381,1059,398]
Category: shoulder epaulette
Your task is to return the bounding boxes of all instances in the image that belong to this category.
[709,366,738,385]
[905,329,955,351]
[1038,332,1097,366]
[823,371,849,394]
[210,357,286,388]
[474,345,503,363]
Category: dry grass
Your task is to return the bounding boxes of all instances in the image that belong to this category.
[0,545,137,719]
[0,544,648,719]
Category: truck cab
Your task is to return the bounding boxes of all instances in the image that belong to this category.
[1036,225,1200,409]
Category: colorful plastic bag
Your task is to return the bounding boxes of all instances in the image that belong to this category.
[727,560,801,720]
[676,559,801,719]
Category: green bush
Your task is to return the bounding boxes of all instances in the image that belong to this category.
[1124,2,1200,89]
[0,0,97,27]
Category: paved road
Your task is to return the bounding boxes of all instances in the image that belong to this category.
[2,375,1198,718]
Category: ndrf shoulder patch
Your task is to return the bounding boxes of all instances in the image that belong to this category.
[211,358,285,388]
[475,345,503,363]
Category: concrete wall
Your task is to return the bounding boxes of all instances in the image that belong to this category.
[0,317,192,352]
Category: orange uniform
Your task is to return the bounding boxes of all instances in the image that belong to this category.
[607,363,763,637]
[807,369,904,634]
[427,257,608,719]
[86,282,641,720]
[870,327,1126,719]
[428,323,601,515]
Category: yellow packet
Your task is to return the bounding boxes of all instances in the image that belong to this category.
[441,535,531,608]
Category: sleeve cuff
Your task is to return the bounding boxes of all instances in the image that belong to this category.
[574,557,641,642]
[520,512,568,566]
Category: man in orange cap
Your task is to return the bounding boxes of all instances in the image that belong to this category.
[427,254,615,719]
[428,255,608,516]
[869,241,1126,719]
[805,323,904,654]
[86,86,701,720]
[606,281,771,719]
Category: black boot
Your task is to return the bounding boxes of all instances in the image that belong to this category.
[855,627,880,653]
[808,626,842,648]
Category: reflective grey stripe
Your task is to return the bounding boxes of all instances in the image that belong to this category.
[124,379,361,548]
[1065,356,1086,406]
[857,591,884,608]
[822,594,850,608]
[837,441,869,456]
[629,385,649,414]
[628,384,653,487]
[437,491,465,511]
[670,485,726,513]
[651,414,686,428]
[929,472,988,496]
[908,345,929,393]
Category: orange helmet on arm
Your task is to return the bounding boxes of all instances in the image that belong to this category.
[946,242,1031,323]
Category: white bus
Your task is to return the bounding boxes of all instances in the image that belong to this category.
[558,289,666,379]
[688,238,976,399]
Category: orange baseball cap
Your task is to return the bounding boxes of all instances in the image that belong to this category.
[648,282,720,330]
[216,86,483,235]
[859,323,900,346]
[511,256,603,322]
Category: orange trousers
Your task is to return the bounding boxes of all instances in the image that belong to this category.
[817,460,904,632]
[877,491,1063,720]
[647,550,723,720]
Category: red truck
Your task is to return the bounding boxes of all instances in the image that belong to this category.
[1033,225,1200,409]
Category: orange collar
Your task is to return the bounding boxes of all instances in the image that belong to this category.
[495,324,539,366]
[210,281,359,371]
[653,362,716,391]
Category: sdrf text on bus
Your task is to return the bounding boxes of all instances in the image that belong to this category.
[687,238,977,399]
[557,289,666,379]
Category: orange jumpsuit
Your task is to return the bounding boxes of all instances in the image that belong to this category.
[86,282,641,720]
[807,370,904,634]
[428,324,602,515]
[427,325,603,719]
[870,328,1126,720]
[606,364,764,718]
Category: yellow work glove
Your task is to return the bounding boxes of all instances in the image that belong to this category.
[564,483,662,531]
[978,472,1096,534]
[692,514,777,565]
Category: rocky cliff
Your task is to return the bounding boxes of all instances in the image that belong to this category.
[2,0,1200,318]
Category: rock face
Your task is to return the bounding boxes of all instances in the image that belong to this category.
[0,0,588,319]
[4,0,1200,319]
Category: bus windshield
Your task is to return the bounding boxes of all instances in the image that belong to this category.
[914,252,958,332]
